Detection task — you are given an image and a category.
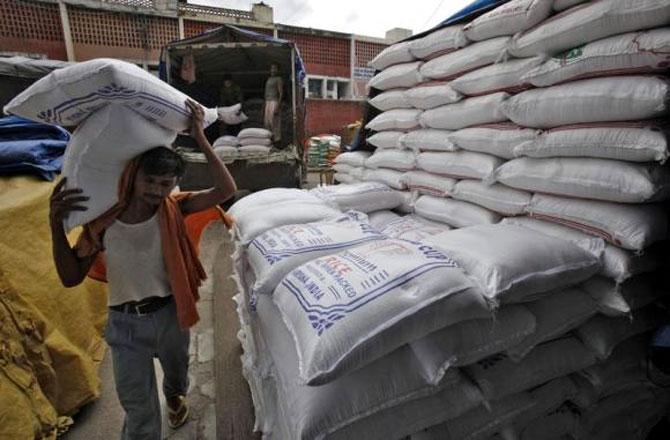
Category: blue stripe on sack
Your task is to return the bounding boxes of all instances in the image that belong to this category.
[42,87,189,123]
[281,260,453,316]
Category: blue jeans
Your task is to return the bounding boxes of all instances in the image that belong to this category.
[105,297,190,440]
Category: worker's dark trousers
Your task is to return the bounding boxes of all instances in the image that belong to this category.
[104,297,190,440]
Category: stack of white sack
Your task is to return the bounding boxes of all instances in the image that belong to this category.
[332,150,370,184]
[364,0,670,438]
[2,57,217,231]
[236,127,273,154]
[213,135,240,159]
[229,189,621,439]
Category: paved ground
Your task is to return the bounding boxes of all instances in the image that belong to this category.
[64,222,226,440]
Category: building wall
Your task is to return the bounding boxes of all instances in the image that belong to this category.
[279,30,350,78]
[69,6,179,62]
[0,0,67,59]
[0,0,384,138]
[306,98,364,138]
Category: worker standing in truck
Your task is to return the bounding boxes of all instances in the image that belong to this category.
[263,62,283,145]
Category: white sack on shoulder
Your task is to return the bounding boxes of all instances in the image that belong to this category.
[3,58,217,130]
[60,104,177,231]
[217,103,248,125]
[500,76,670,128]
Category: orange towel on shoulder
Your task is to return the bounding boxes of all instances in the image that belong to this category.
[75,158,233,329]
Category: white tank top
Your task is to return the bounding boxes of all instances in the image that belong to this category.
[103,213,172,306]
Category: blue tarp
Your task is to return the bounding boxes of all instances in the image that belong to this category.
[410,0,509,41]
[0,116,70,181]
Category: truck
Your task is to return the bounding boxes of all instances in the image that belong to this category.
[160,24,307,192]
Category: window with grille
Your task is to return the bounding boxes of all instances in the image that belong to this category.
[69,6,178,49]
[0,0,63,41]
[355,40,387,68]
[278,31,350,67]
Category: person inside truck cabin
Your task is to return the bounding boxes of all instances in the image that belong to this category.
[48,100,237,440]
[264,62,283,145]
[219,73,244,136]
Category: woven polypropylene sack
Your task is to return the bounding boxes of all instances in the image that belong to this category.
[404,83,463,110]
[311,182,405,213]
[400,129,457,152]
[369,61,424,90]
[417,151,503,181]
[369,89,412,111]
[527,193,668,251]
[368,40,415,71]
[496,157,670,203]
[367,109,423,131]
[425,224,600,303]
[415,195,501,228]
[335,151,371,167]
[420,37,511,80]
[411,305,535,384]
[381,214,451,242]
[409,25,469,59]
[246,211,384,297]
[3,58,217,130]
[463,0,554,41]
[420,92,509,130]
[401,170,457,196]
[365,149,416,170]
[523,28,670,87]
[509,0,670,58]
[513,121,670,163]
[450,123,539,159]
[450,56,544,96]
[272,238,477,385]
[452,180,531,216]
[500,76,670,128]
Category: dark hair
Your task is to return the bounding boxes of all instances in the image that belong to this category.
[138,147,186,178]
[222,73,232,81]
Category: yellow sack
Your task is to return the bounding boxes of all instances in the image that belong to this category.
[0,176,107,437]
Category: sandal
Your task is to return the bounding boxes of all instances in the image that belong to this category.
[167,395,189,429]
